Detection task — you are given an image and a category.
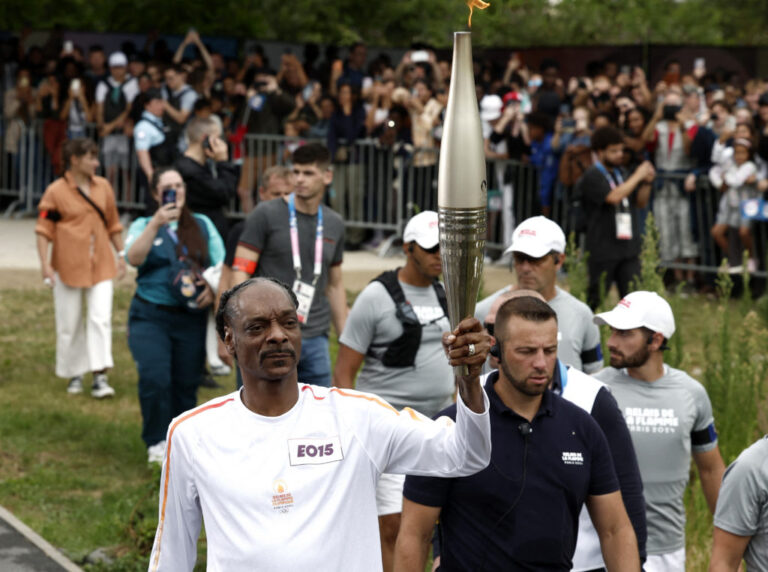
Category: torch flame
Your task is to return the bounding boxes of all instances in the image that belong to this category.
[466,0,490,28]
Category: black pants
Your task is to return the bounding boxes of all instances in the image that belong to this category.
[587,256,641,310]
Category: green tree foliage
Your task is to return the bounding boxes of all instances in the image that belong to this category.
[4,0,768,47]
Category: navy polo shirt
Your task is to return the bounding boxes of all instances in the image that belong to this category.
[403,372,620,571]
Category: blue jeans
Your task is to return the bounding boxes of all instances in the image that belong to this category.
[127,296,206,446]
[297,334,331,387]
[235,333,332,389]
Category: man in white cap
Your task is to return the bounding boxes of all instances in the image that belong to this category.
[95,51,139,191]
[476,215,603,373]
[593,291,726,572]
[333,210,452,572]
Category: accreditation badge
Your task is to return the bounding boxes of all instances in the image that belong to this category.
[292,279,316,324]
[615,212,633,240]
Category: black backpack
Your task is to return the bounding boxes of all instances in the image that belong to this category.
[102,79,128,125]
[367,269,449,368]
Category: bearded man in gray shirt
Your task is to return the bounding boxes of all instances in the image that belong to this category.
[333,210,453,572]
[593,291,726,572]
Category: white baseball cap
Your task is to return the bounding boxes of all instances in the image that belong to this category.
[504,216,566,257]
[593,291,676,339]
[480,95,503,122]
[109,51,128,68]
[403,210,439,249]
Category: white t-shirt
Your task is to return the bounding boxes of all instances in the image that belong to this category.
[148,384,490,571]
[339,279,453,417]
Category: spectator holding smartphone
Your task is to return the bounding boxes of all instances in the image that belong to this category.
[124,167,225,464]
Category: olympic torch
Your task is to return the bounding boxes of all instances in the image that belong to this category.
[439,29,487,376]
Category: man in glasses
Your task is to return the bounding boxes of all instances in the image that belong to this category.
[476,216,603,374]
[333,210,452,572]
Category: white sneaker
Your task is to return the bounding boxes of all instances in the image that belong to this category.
[91,373,115,399]
[210,364,232,377]
[67,376,83,394]
[147,441,167,465]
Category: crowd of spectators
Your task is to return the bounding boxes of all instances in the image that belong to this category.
[5,31,768,284]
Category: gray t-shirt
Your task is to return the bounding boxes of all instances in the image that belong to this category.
[339,279,454,417]
[476,286,603,373]
[239,197,345,338]
[595,365,718,555]
[714,435,768,571]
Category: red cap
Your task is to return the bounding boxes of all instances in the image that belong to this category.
[503,92,521,107]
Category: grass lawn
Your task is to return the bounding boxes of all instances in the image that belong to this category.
[0,282,765,570]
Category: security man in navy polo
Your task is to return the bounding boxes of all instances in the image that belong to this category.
[395,296,641,571]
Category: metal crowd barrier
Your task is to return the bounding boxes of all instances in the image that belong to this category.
[3,119,766,277]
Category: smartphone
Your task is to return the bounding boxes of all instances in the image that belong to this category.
[202,135,212,153]
[302,81,316,101]
[63,40,73,54]
[694,58,706,73]
[162,188,177,206]
[411,50,429,63]
[620,64,631,75]
[71,78,81,95]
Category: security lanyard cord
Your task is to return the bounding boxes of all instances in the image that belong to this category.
[594,160,629,211]
[288,192,323,286]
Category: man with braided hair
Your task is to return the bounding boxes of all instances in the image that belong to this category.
[148,277,492,572]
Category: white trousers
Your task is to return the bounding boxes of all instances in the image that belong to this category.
[644,547,686,572]
[53,275,114,378]
[206,310,226,369]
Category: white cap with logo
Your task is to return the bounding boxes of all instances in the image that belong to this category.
[504,216,566,258]
[593,291,676,339]
[403,210,439,250]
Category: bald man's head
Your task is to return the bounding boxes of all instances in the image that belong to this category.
[487,288,546,324]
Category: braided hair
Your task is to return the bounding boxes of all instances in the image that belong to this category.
[215,277,299,341]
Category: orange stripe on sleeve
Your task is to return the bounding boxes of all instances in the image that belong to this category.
[401,407,424,422]
[150,398,235,572]
[301,385,399,414]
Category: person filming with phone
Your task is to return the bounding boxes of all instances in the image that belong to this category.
[124,167,225,464]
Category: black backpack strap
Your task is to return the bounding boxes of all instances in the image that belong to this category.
[75,186,109,228]
[373,268,406,307]
[370,268,421,368]
[433,280,449,316]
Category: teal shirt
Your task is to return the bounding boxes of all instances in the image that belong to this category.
[125,213,225,305]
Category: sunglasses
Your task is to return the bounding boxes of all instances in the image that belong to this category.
[419,244,440,254]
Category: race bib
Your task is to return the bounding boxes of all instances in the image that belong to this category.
[616,212,632,240]
[292,279,316,324]
[288,436,344,466]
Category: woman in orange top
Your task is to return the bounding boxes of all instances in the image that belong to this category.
[35,138,125,398]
